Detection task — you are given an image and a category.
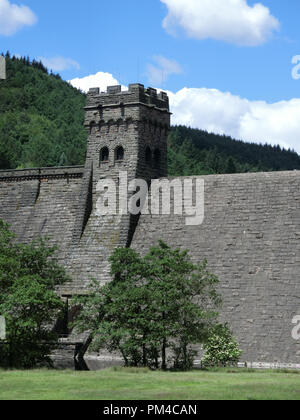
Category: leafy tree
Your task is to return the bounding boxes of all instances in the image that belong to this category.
[74,242,222,370]
[144,241,221,370]
[201,323,242,368]
[73,248,151,368]
[0,220,69,368]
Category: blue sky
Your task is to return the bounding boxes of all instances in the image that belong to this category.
[1,0,300,153]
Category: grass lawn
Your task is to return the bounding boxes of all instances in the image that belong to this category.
[0,367,299,400]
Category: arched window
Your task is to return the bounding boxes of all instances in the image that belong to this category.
[154,149,161,169]
[115,146,124,161]
[145,147,152,165]
[100,147,109,163]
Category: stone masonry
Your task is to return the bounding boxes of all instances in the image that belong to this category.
[132,172,300,363]
[0,84,299,364]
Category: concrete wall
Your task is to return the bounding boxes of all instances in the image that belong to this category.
[131,171,300,363]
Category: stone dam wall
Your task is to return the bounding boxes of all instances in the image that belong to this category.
[0,167,299,364]
[131,171,300,364]
[0,167,84,266]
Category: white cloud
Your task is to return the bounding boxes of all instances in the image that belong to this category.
[39,56,80,72]
[147,56,182,86]
[168,87,300,153]
[0,0,37,36]
[161,0,279,46]
[69,71,125,93]
[69,70,300,154]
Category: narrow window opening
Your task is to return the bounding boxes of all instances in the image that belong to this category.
[100,147,109,163]
[145,147,152,166]
[116,146,124,161]
[154,149,161,169]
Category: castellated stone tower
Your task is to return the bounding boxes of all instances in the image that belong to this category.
[84,83,170,188]
[63,84,171,293]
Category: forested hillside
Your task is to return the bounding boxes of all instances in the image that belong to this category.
[168,126,300,176]
[0,53,86,169]
[1,53,300,174]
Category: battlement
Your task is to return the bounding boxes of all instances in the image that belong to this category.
[86,83,169,112]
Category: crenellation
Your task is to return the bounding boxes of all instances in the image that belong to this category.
[107,85,122,95]
[86,83,170,111]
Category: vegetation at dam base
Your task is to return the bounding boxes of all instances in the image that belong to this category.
[0,221,241,371]
[0,220,69,369]
[74,243,241,371]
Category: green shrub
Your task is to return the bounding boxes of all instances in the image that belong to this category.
[202,324,242,368]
